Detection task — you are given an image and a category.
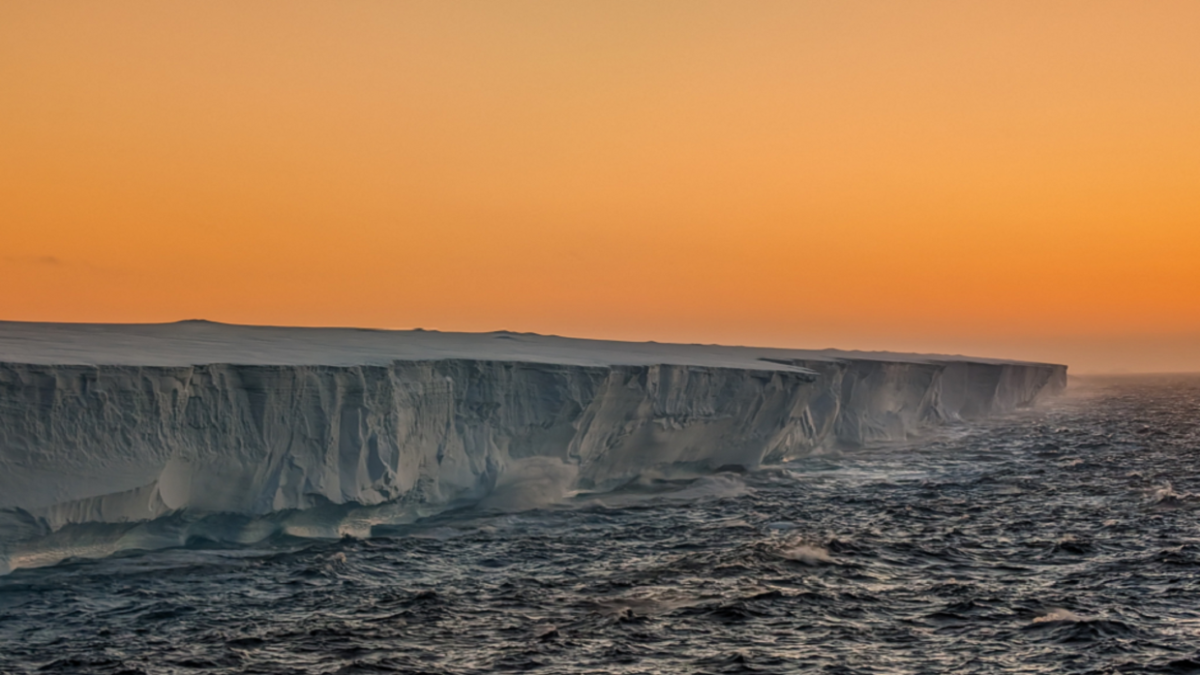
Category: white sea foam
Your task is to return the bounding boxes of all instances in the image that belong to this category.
[777,543,835,566]
[1032,608,1086,624]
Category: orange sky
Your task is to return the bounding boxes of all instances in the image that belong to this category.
[2,1,1199,373]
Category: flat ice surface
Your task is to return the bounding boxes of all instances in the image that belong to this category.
[0,320,1047,369]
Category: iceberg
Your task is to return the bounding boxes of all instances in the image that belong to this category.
[0,321,1066,572]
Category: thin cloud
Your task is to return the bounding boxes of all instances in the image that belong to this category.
[2,255,127,277]
[3,255,61,266]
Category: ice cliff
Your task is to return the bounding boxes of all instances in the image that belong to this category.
[0,321,1066,571]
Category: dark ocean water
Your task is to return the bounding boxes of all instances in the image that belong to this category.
[2,375,1199,674]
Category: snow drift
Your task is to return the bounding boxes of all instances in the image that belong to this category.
[0,321,1066,572]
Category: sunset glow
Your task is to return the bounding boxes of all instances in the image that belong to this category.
[3,1,1199,372]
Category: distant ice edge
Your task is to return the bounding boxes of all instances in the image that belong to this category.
[0,358,1065,572]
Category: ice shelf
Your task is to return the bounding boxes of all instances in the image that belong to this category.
[0,321,1066,572]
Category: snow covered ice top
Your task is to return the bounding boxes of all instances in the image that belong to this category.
[0,319,1055,370]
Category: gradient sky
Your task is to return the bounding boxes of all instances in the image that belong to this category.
[3,1,1199,373]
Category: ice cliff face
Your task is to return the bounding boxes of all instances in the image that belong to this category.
[776,358,1068,445]
[0,323,1066,572]
[1,359,1064,528]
